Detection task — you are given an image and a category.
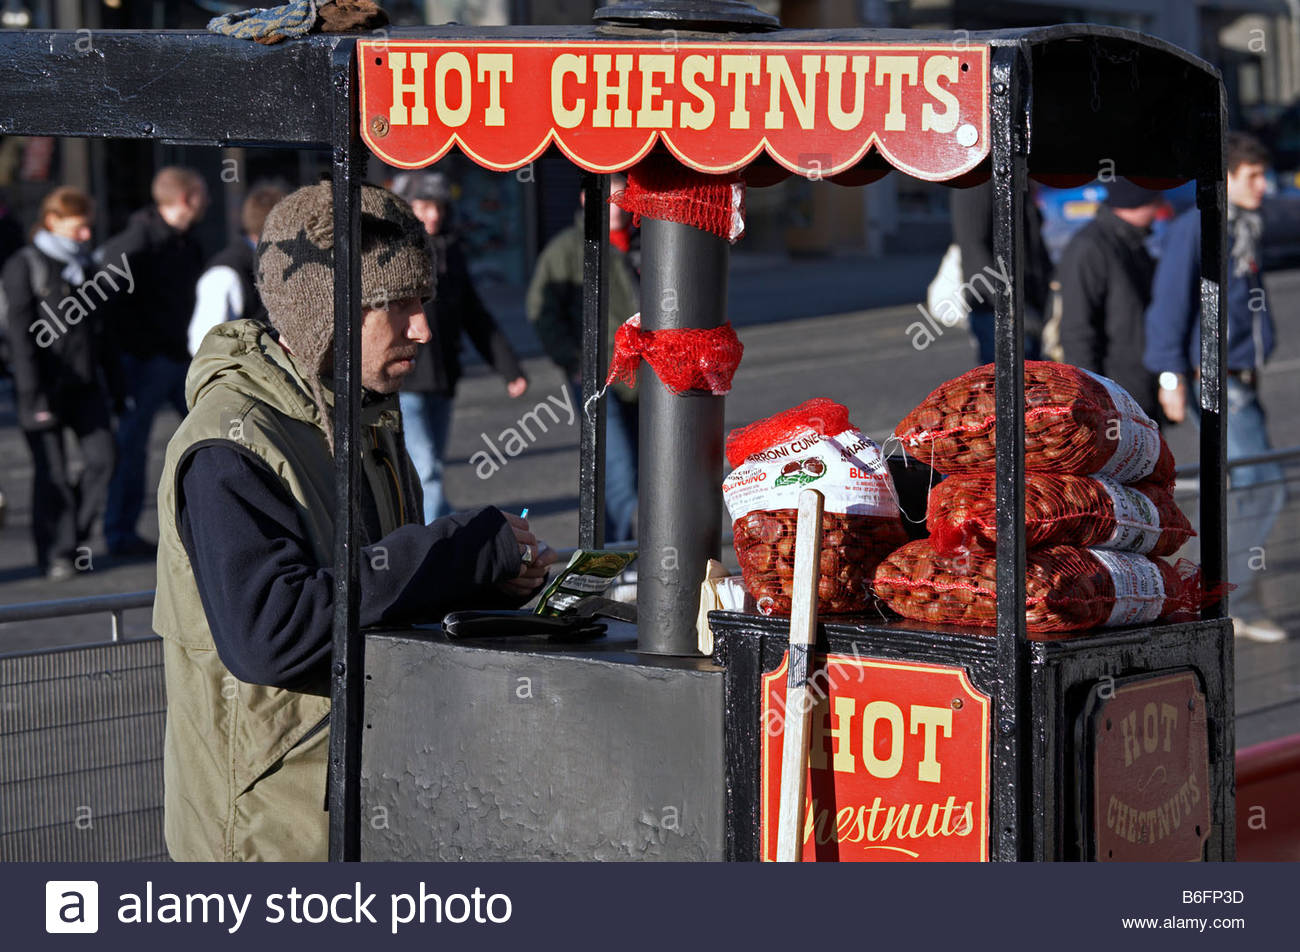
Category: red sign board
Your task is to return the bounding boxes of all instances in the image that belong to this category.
[359,41,989,180]
[761,652,990,861]
[1091,671,1211,862]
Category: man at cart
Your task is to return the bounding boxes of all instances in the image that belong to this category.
[152,182,558,861]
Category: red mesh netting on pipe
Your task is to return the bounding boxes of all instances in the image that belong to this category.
[604,314,744,396]
[612,153,745,242]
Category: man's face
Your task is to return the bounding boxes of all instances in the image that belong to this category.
[1125,201,1165,229]
[580,176,632,232]
[172,187,208,231]
[361,296,429,393]
[1227,161,1268,210]
[410,199,443,236]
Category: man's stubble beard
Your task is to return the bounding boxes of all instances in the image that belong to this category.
[364,350,419,394]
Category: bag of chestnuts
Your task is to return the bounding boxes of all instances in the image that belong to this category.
[723,399,908,616]
[894,361,1175,482]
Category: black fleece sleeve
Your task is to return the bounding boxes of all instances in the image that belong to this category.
[177,444,522,689]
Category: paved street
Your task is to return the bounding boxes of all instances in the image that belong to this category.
[1,252,1297,743]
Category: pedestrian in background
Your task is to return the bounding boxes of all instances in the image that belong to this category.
[188,183,285,355]
[391,171,528,522]
[0,189,22,263]
[101,166,207,557]
[0,186,116,579]
[526,175,640,541]
[0,188,26,530]
[1144,131,1285,642]
[1057,178,1167,421]
[950,179,1051,364]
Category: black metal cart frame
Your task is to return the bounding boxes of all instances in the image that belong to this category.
[0,13,1229,862]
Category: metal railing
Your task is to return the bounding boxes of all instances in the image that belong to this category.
[1171,446,1300,635]
[0,590,154,643]
[1173,445,1300,480]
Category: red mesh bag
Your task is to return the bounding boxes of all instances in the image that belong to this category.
[613,154,745,242]
[872,540,1206,635]
[927,473,1195,557]
[605,314,744,395]
[723,400,907,616]
[895,362,1174,482]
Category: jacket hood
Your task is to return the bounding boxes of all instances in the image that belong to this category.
[187,319,322,427]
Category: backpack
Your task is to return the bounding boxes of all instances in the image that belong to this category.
[0,247,54,374]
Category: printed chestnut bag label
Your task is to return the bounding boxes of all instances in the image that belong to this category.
[723,427,895,520]
[1082,370,1163,482]
[1093,476,1163,554]
[1090,548,1166,626]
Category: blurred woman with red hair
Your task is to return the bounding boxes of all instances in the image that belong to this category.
[0,186,118,580]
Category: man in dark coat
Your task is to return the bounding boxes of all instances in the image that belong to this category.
[100,166,208,556]
[391,171,528,522]
[0,190,25,530]
[0,190,23,270]
[949,179,1051,364]
[1057,178,1167,420]
[526,175,640,542]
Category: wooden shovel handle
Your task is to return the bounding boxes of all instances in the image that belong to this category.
[775,488,824,862]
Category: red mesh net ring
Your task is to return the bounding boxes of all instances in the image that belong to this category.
[612,153,745,242]
[604,314,744,396]
[725,398,852,469]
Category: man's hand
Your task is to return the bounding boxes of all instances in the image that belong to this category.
[498,512,559,599]
[506,376,528,399]
[1159,378,1187,424]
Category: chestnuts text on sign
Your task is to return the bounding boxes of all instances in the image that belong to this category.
[761,653,990,861]
[358,41,990,180]
[1091,671,1211,862]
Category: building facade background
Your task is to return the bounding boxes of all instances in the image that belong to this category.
[0,0,1295,278]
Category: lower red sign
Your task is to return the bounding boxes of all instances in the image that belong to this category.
[761,652,990,861]
[1091,671,1211,861]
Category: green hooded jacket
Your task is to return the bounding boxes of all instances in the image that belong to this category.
[153,319,420,862]
[525,213,640,401]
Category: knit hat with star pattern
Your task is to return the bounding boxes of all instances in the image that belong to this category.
[255,181,431,449]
